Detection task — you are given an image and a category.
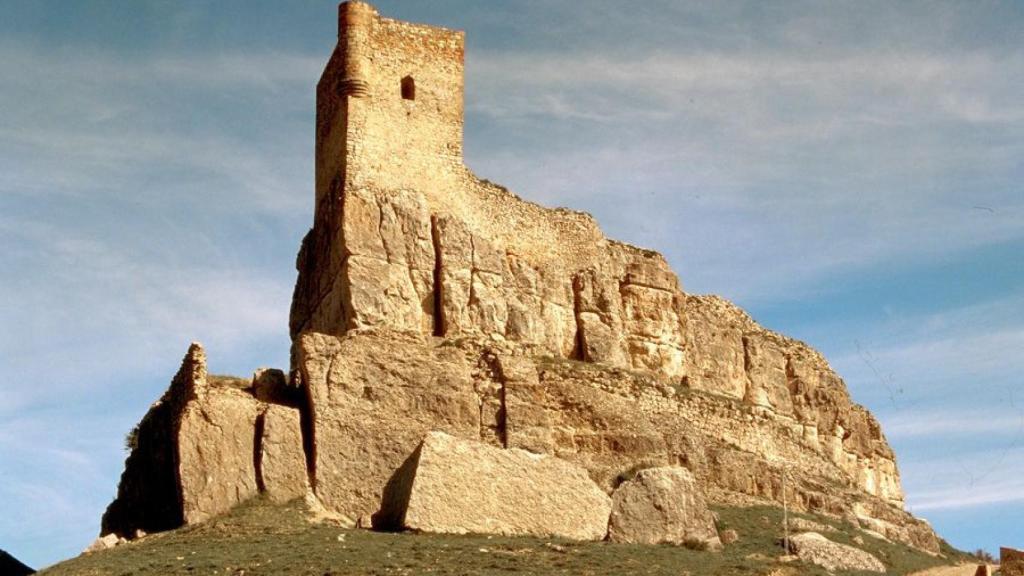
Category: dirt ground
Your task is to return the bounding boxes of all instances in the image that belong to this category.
[909,564,997,576]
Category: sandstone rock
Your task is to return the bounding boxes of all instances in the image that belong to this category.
[721,529,740,545]
[257,404,309,503]
[252,368,299,406]
[177,376,262,525]
[1003,547,1024,576]
[374,431,611,541]
[296,331,480,526]
[975,564,992,576]
[84,533,123,554]
[788,517,835,534]
[102,343,313,538]
[608,466,720,548]
[789,532,886,573]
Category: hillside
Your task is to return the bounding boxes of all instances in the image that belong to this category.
[43,497,969,576]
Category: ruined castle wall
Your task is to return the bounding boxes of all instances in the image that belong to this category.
[101,344,307,538]
[291,3,690,378]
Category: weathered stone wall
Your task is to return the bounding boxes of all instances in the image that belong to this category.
[101,344,307,538]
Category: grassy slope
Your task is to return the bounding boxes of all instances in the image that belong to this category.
[40,498,970,576]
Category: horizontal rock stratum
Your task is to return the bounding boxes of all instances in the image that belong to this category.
[100,0,940,556]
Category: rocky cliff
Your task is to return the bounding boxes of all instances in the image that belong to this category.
[100,0,938,556]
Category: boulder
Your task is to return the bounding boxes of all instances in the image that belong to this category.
[721,529,740,545]
[374,431,612,541]
[84,533,124,554]
[975,564,992,576]
[257,404,309,502]
[252,368,300,406]
[607,466,721,548]
[789,532,885,573]
[295,332,481,526]
[1003,547,1024,576]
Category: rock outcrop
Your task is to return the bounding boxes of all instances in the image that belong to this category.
[374,432,611,540]
[99,0,941,556]
[101,344,307,537]
[789,532,886,573]
[607,467,721,547]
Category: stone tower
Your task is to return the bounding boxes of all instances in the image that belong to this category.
[314,0,465,220]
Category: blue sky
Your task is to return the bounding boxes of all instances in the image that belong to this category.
[1,0,1022,568]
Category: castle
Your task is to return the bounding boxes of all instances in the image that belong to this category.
[100,1,939,553]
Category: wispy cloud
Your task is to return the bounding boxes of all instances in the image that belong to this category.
[883,410,1024,440]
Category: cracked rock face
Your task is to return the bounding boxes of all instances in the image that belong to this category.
[374,431,612,540]
[608,466,721,547]
[295,331,481,525]
[101,344,307,538]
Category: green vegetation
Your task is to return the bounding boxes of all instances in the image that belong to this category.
[40,498,965,576]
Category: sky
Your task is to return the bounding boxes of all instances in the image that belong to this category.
[1,0,1022,569]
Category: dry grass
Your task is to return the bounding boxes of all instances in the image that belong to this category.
[39,498,966,576]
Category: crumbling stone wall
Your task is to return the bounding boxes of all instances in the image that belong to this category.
[101,344,307,538]
[290,1,689,381]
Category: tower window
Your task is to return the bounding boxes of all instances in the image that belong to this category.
[401,76,416,101]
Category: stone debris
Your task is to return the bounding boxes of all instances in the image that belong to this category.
[788,532,886,573]
[607,466,720,548]
[374,431,611,540]
[84,533,125,554]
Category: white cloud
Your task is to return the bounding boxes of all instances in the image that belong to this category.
[883,410,1024,440]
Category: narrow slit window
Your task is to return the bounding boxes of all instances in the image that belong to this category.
[401,76,416,100]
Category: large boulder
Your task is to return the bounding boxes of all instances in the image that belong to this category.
[789,532,886,573]
[295,332,481,526]
[607,466,721,548]
[374,431,612,541]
